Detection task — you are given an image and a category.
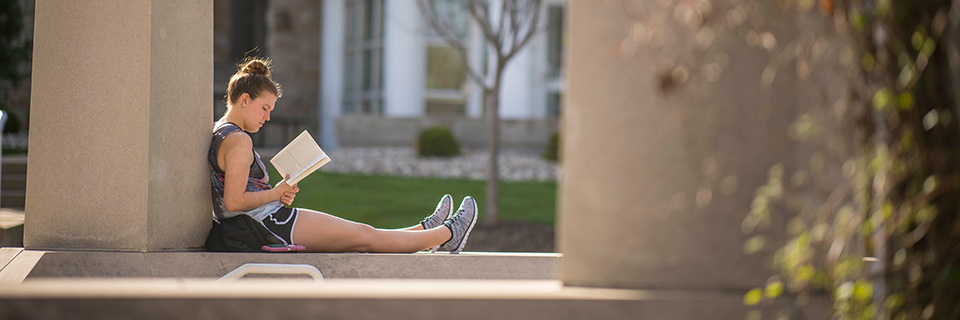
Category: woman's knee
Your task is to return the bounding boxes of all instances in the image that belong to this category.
[346,223,378,252]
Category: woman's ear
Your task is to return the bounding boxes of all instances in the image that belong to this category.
[239,93,250,107]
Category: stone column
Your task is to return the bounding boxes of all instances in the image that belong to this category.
[24,0,213,251]
[560,0,846,294]
[266,0,320,146]
[383,1,425,118]
[320,0,344,150]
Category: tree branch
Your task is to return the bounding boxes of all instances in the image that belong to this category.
[467,0,501,53]
[496,0,509,55]
[509,0,522,51]
[504,0,542,61]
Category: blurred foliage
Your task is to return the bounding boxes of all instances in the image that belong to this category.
[416,126,461,158]
[614,0,960,318]
[739,0,959,319]
[543,132,560,162]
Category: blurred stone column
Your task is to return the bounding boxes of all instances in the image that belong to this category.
[267,0,320,145]
[560,0,820,294]
[24,0,213,251]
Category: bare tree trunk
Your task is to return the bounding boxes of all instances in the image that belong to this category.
[485,87,500,224]
[417,0,542,225]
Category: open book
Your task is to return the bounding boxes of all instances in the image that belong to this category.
[270,130,331,186]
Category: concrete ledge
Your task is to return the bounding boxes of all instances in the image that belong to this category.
[0,279,798,320]
[0,250,558,282]
[336,115,559,150]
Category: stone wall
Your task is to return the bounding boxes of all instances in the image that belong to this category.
[336,116,559,151]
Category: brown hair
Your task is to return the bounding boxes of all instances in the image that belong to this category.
[226,57,283,106]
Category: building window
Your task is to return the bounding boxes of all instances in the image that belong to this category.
[344,0,384,115]
[545,5,565,117]
[423,4,469,116]
[546,5,565,79]
[546,92,562,117]
[426,46,467,90]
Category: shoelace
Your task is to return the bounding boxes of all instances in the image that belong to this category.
[421,208,445,226]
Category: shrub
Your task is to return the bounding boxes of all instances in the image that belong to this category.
[544,132,560,162]
[417,126,461,158]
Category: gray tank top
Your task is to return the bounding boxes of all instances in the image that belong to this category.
[208,122,282,221]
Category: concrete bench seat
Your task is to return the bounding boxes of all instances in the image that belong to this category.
[0,248,558,284]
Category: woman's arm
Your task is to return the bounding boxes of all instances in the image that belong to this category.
[219,131,294,211]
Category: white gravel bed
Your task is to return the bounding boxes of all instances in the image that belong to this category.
[321,147,559,182]
[0,133,560,182]
[2,133,27,149]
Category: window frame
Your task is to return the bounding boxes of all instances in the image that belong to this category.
[343,0,385,115]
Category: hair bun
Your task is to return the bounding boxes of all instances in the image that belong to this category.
[241,59,271,77]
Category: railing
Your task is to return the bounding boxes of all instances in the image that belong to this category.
[217,263,324,282]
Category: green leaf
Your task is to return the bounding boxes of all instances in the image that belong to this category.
[854,279,873,301]
[744,288,763,306]
[912,30,925,50]
[922,38,936,56]
[744,235,766,254]
[765,281,784,298]
[898,92,914,110]
[923,176,938,194]
[861,54,876,72]
[916,205,937,224]
[836,281,854,300]
[877,0,892,16]
[850,11,867,32]
[885,293,904,310]
[873,89,893,110]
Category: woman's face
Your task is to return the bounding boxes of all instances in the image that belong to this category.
[237,92,277,133]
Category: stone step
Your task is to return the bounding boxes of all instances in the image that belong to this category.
[0,278,830,320]
[1,174,26,191]
[1,156,27,176]
[2,250,559,282]
[0,191,24,209]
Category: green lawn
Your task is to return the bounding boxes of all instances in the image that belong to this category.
[267,166,558,229]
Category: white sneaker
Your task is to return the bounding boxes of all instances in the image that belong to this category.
[439,196,478,254]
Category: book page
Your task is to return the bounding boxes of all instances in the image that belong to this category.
[270,130,329,184]
[288,155,331,185]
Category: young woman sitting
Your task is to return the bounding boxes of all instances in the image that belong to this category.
[206,58,476,253]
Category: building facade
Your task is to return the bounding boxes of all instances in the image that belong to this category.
[216,0,566,150]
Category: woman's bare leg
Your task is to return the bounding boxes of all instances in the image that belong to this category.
[400,224,425,231]
[292,209,450,253]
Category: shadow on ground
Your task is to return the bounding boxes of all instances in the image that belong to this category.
[465,220,555,253]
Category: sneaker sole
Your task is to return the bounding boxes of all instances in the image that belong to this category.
[450,200,478,254]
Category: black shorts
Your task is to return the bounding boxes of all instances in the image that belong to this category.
[205,207,301,252]
[260,207,300,245]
